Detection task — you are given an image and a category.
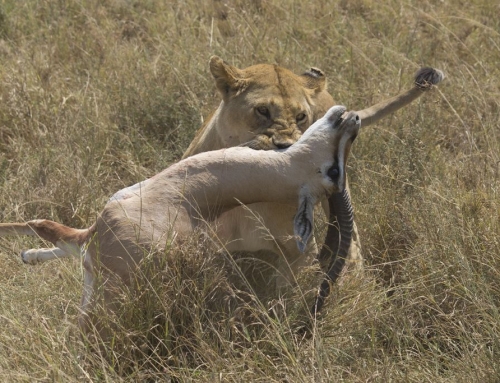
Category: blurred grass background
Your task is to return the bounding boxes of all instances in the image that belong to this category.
[0,0,499,381]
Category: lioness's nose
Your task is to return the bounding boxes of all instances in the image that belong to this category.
[272,137,294,149]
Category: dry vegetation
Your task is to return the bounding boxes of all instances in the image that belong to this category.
[0,0,499,381]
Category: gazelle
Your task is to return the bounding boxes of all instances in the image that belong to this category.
[0,106,360,332]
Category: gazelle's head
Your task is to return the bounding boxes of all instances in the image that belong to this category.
[296,105,360,194]
[293,105,360,253]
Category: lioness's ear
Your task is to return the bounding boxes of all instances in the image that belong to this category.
[294,194,315,253]
[301,67,327,93]
[210,56,247,99]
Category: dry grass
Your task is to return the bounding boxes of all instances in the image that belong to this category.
[0,0,499,381]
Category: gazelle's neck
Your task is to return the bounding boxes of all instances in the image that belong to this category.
[151,147,312,217]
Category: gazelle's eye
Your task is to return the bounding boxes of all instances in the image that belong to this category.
[296,112,307,124]
[327,166,339,179]
[255,106,270,118]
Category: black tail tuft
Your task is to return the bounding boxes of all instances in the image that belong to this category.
[414,67,445,90]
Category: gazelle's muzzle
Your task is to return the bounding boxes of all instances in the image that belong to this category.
[339,111,361,138]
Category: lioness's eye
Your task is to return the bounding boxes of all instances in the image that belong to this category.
[296,113,307,123]
[255,106,270,118]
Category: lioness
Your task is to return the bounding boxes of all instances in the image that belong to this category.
[183,56,443,289]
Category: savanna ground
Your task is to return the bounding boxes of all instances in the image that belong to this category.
[0,0,499,381]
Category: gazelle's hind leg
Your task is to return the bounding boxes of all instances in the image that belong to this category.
[21,247,72,264]
[79,248,96,334]
[0,219,91,264]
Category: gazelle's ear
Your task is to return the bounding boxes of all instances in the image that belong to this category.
[294,194,315,253]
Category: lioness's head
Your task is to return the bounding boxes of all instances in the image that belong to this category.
[210,56,334,151]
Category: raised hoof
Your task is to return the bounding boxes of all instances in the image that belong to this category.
[414,67,445,89]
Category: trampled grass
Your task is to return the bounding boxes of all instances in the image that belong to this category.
[0,0,499,381]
